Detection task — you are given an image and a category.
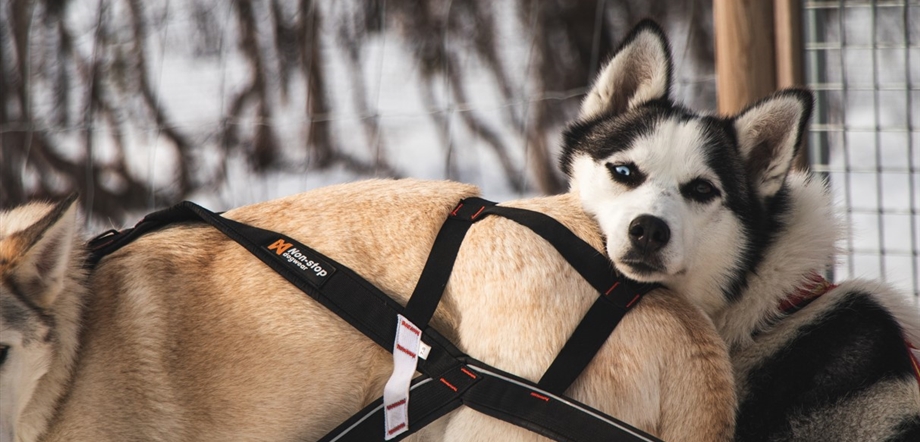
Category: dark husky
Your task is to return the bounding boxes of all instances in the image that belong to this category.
[563,19,920,441]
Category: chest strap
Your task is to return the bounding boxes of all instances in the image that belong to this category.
[87,198,660,441]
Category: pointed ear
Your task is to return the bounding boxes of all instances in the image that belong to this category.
[1,193,80,308]
[578,19,673,121]
[733,89,813,199]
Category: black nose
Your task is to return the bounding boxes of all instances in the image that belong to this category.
[628,215,670,252]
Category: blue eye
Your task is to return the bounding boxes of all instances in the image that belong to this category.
[606,162,645,187]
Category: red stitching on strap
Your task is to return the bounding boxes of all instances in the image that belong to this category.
[530,392,550,402]
[605,281,620,295]
[450,203,464,217]
[471,206,486,220]
[460,367,477,379]
[625,294,642,308]
[440,378,458,392]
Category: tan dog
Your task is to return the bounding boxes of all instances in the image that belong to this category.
[1,178,735,441]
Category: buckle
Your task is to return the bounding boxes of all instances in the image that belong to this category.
[87,229,120,250]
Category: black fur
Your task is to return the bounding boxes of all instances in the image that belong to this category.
[560,101,669,176]
[736,291,919,441]
[564,19,917,441]
[889,416,920,442]
[561,100,794,304]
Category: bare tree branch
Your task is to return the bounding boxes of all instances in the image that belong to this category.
[226,0,278,171]
[127,0,197,195]
[299,0,335,168]
[2,0,717,223]
[335,7,396,174]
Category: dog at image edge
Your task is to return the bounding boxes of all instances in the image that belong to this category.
[562,19,920,441]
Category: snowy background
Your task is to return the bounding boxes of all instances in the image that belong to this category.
[803,2,919,299]
[2,0,917,299]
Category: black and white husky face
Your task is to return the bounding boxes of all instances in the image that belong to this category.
[562,21,812,314]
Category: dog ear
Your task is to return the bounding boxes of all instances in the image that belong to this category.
[2,194,80,308]
[578,19,673,121]
[733,89,813,200]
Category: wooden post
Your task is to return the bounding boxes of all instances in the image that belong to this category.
[774,0,810,170]
[774,0,804,88]
[715,0,809,170]
[713,0,777,116]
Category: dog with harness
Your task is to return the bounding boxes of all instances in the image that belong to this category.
[563,19,920,442]
[0,175,736,441]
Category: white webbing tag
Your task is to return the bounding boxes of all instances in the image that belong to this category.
[383,314,422,439]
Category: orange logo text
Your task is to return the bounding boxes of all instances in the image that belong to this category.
[268,239,293,255]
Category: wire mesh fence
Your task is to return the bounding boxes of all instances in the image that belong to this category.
[0,0,715,225]
[803,0,919,298]
[2,0,917,298]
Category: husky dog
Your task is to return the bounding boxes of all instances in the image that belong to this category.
[0,179,735,441]
[563,20,920,441]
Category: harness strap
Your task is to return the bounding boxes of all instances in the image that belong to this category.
[323,362,659,442]
[89,202,408,350]
[403,198,495,329]
[477,205,655,395]
[86,198,661,442]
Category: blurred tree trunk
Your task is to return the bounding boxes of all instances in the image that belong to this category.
[2,0,715,223]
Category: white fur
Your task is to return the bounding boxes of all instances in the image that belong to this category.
[733,95,807,199]
[0,331,48,442]
[712,172,844,348]
[572,119,746,316]
[568,19,920,439]
[578,28,669,120]
[1,202,86,442]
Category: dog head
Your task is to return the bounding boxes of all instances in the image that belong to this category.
[561,20,812,314]
[0,195,81,442]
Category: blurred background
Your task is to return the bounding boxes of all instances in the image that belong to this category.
[1,0,917,299]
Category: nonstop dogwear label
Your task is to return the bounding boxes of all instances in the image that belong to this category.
[266,238,336,287]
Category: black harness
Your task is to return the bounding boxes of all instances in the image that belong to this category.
[87,197,661,441]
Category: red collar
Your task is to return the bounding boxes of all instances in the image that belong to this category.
[778,272,837,315]
[909,342,920,392]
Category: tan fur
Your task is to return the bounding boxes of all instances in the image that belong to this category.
[4,179,735,441]
[1,199,85,442]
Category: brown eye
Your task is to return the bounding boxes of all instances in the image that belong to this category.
[694,182,713,195]
[682,178,720,202]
